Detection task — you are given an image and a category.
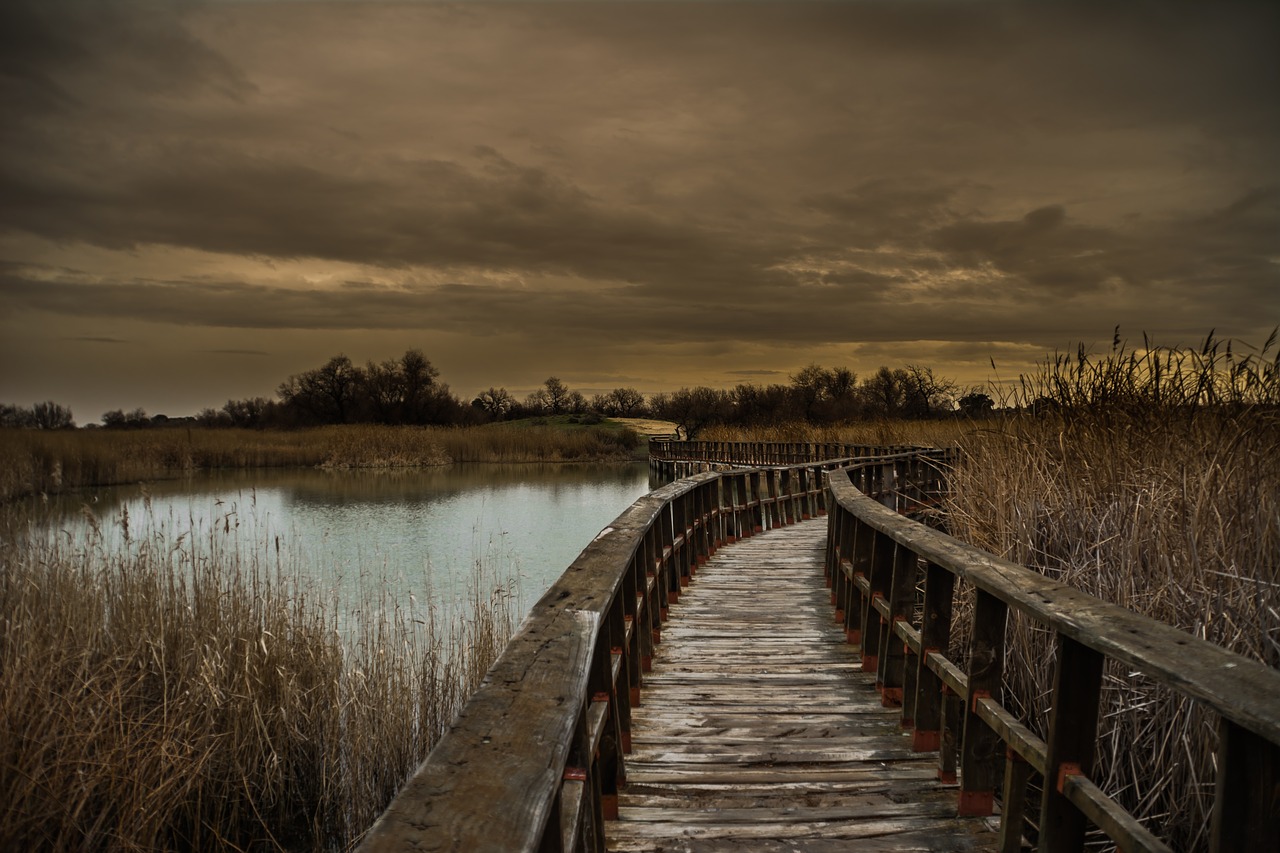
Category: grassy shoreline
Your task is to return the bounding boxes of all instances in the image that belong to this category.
[0,509,519,852]
[0,419,650,504]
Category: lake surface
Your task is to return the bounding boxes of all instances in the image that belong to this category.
[19,462,654,621]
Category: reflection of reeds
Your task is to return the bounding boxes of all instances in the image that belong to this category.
[0,423,644,502]
[945,332,1279,851]
[0,511,517,852]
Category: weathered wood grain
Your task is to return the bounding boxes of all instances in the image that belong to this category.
[605,520,995,852]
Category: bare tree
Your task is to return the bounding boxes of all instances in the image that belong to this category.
[598,387,647,417]
[0,404,36,429]
[543,377,571,414]
[901,364,956,417]
[279,354,363,424]
[473,387,515,419]
[654,387,732,439]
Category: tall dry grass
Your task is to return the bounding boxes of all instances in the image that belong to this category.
[0,508,517,852]
[945,332,1279,850]
[699,418,974,448]
[0,423,643,503]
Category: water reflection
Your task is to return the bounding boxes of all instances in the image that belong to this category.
[16,462,652,619]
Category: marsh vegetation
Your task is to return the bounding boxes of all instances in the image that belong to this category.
[0,505,519,852]
[0,421,646,503]
[943,334,1278,850]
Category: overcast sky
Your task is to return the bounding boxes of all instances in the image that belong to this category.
[2,1,1277,420]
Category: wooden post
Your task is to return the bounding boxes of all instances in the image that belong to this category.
[749,471,764,535]
[998,747,1032,853]
[913,561,954,752]
[846,516,872,647]
[586,624,622,830]
[959,588,1006,816]
[1210,717,1280,853]
[863,530,892,679]
[879,540,917,708]
[1039,634,1104,852]
[939,684,963,784]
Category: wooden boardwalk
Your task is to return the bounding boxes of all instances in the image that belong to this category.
[607,519,996,853]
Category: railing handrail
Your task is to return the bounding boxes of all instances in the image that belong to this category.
[825,462,1280,852]
[648,438,936,466]
[358,450,874,852]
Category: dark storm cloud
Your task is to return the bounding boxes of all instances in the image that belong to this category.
[63,336,128,344]
[1,0,1277,416]
[0,135,795,297]
[0,1,252,118]
[802,180,960,245]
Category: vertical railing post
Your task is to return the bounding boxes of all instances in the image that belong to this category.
[588,610,624,829]
[747,468,757,535]
[845,515,871,647]
[959,588,1006,816]
[913,560,953,753]
[862,530,893,681]
[998,749,1033,853]
[621,554,645,704]
[606,588,634,754]
[878,540,917,709]
[1040,634,1104,852]
[1210,717,1280,852]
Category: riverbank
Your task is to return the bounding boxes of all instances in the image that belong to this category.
[0,510,519,851]
[0,419,658,503]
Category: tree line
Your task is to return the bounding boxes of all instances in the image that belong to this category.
[3,350,994,436]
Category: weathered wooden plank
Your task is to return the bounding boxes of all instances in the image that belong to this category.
[611,814,982,841]
[606,519,994,853]
[608,830,989,853]
[615,800,960,824]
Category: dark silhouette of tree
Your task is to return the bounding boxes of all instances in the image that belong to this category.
[1,401,74,429]
[0,404,36,429]
[102,408,149,428]
[655,387,732,439]
[901,364,957,417]
[32,401,75,429]
[790,364,858,423]
[526,377,573,414]
[595,387,647,417]
[279,355,362,424]
[365,349,442,424]
[860,367,907,417]
[473,387,515,420]
[958,390,995,417]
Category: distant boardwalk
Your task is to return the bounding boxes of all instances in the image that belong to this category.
[607,520,994,852]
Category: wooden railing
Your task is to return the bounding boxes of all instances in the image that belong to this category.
[357,455,864,852]
[649,438,920,466]
[358,440,1279,852]
[826,461,1280,852]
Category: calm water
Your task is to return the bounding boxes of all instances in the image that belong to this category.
[19,463,653,619]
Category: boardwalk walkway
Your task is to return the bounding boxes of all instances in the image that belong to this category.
[607,520,996,853]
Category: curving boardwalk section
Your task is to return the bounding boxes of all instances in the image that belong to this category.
[607,520,995,853]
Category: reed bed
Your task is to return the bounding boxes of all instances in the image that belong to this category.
[945,333,1279,851]
[0,508,518,852]
[698,418,974,448]
[0,423,644,503]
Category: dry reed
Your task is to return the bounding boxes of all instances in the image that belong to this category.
[0,423,644,503]
[0,507,518,852]
[945,332,1279,850]
[699,418,974,448]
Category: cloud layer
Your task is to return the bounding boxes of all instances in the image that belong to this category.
[1,1,1277,417]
